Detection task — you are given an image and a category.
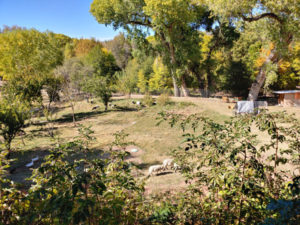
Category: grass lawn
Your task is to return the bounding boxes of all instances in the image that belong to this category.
[5,95,299,193]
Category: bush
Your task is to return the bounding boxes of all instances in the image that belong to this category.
[0,127,145,225]
[157,93,171,106]
[0,97,30,158]
[157,110,300,224]
[143,93,154,107]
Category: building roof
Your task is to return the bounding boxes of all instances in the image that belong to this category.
[273,90,300,94]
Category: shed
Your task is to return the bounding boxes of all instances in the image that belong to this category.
[273,90,300,107]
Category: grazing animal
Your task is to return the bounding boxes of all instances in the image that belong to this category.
[136,101,141,105]
[148,165,164,176]
[92,105,100,110]
[162,158,174,170]
[132,100,136,104]
[173,163,181,172]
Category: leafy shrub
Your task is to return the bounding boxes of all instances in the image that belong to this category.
[157,93,172,106]
[157,110,300,224]
[0,127,145,225]
[0,97,30,158]
[143,93,154,107]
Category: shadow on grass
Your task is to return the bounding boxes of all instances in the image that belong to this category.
[28,127,59,138]
[53,106,138,124]
[135,161,162,170]
[156,171,174,176]
[7,147,107,189]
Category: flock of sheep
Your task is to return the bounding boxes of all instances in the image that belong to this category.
[148,158,180,177]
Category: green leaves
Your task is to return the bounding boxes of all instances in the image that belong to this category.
[159,110,300,223]
[0,97,30,153]
[0,29,63,103]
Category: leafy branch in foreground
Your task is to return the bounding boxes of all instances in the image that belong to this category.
[157,110,300,224]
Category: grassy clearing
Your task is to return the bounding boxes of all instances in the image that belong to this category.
[5,96,299,193]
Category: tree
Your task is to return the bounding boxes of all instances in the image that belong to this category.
[54,58,94,125]
[115,71,137,98]
[0,29,63,103]
[84,77,112,111]
[202,0,300,100]
[102,33,133,69]
[84,45,120,79]
[149,57,172,93]
[0,97,29,158]
[90,0,213,97]
[73,38,102,57]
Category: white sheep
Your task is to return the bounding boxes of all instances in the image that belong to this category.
[148,165,164,176]
[162,158,174,170]
[173,163,181,172]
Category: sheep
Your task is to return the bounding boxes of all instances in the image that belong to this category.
[148,165,164,176]
[162,158,174,170]
[173,163,181,172]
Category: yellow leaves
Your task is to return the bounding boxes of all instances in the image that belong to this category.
[255,56,266,68]
[278,60,291,74]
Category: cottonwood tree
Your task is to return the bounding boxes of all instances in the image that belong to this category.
[202,0,300,100]
[90,0,213,97]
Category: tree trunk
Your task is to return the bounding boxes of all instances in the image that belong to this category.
[181,76,190,97]
[248,50,276,101]
[172,75,180,97]
[71,102,76,126]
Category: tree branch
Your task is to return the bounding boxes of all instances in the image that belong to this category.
[242,13,283,24]
[128,20,152,27]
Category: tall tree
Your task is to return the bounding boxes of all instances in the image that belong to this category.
[102,33,133,69]
[84,45,120,80]
[0,29,63,103]
[202,0,300,100]
[90,0,213,97]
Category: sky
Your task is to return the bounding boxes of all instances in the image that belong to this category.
[0,0,120,41]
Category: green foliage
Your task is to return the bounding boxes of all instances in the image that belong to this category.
[85,45,120,79]
[84,76,112,111]
[0,29,63,102]
[137,70,148,94]
[149,57,172,93]
[54,58,94,93]
[102,33,132,69]
[158,110,300,224]
[157,93,172,106]
[0,127,145,225]
[90,0,213,96]
[0,97,30,154]
[142,93,154,107]
[115,60,139,97]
